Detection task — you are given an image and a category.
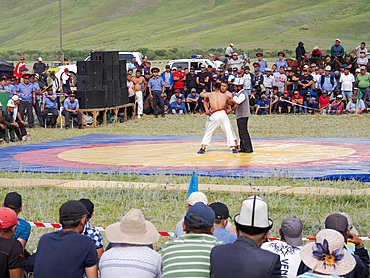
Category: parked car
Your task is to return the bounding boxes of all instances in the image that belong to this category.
[55,62,77,88]
[47,61,71,73]
[167,58,216,73]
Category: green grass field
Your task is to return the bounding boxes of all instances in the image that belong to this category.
[0,0,369,54]
[0,114,369,251]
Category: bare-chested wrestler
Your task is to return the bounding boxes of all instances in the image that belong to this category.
[198,82,239,154]
[131,69,147,118]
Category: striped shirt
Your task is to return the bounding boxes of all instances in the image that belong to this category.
[99,244,162,278]
[162,233,222,278]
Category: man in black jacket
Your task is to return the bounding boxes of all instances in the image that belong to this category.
[210,196,281,278]
[2,100,26,142]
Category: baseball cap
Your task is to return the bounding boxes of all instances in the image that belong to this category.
[210,202,231,220]
[294,91,300,95]
[281,217,303,247]
[187,192,208,206]
[283,90,289,94]
[165,65,170,69]
[336,94,343,99]
[233,52,238,56]
[191,88,197,92]
[230,43,234,46]
[237,70,243,74]
[244,66,250,70]
[355,68,361,73]
[38,57,42,61]
[265,68,272,72]
[4,192,22,209]
[59,200,89,222]
[303,65,309,69]
[79,198,94,218]
[185,203,215,227]
[200,64,205,68]
[360,66,367,70]
[339,212,358,236]
[325,213,348,236]
[215,56,219,59]
[64,68,69,72]
[233,67,238,71]
[325,65,331,71]
[0,208,19,229]
[174,89,180,93]
[20,57,25,60]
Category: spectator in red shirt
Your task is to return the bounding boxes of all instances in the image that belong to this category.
[291,91,304,114]
[173,65,186,95]
[319,90,330,111]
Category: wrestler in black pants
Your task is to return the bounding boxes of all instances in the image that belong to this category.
[237,117,253,153]
[153,91,164,117]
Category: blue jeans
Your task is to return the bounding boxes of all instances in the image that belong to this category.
[293,105,303,114]
[259,108,269,115]
[342,91,352,101]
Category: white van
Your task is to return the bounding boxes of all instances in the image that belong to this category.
[167,58,216,73]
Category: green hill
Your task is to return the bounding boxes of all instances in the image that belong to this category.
[1,0,369,55]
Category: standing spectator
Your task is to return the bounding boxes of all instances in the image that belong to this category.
[319,66,337,95]
[33,200,99,278]
[3,192,31,250]
[60,68,74,94]
[273,66,287,95]
[0,207,27,278]
[128,56,138,75]
[30,74,42,126]
[242,66,255,95]
[298,229,356,278]
[339,67,355,101]
[39,87,58,128]
[140,56,151,75]
[256,53,268,74]
[62,93,83,129]
[206,65,214,91]
[228,53,246,71]
[162,203,221,278]
[295,42,307,68]
[185,67,197,94]
[271,64,278,74]
[132,69,147,118]
[127,73,135,118]
[356,51,368,69]
[312,66,322,97]
[249,88,260,114]
[330,39,345,64]
[346,97,366,114]
[214,55,228,70]
[330,94,345,115]
[170,97,185,115]
[278,91,292,114]
[285,68,295,95]
[263,68,274,95]
[185,88,200,113]
[255,94,270,115]
[173,65,186,95]
[254,68,264,95]
[275,52,288,70]
[216,68,228,83]
[353,42,367,59]
[356,66,370,99]
[210,196,281,278]
[100,209,162,278]
[196,65,209,93]
[262,217,303,278]
[50,72,61,108]
[148,67,165,118]
[18,74,36,128]
[225,43,234,57]
[233,78,253,153]
[319,90,331,111]
[8,76,19,99]
[33,57,48,86]
[292,91,304,114]
[298,65,313,100]
[14,57,26,82]
[209,202,237,244]
[161,65,174,100]
[306,91,317,114]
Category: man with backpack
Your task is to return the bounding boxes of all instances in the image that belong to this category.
[319,66,337,96]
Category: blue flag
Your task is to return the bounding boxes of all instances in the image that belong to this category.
[188,171,198,196]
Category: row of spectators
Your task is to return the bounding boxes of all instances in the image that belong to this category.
[1,191,369,278]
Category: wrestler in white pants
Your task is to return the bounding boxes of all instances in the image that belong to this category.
[203,114,237,141]
[135,91,143,117]
[201,110,236,147]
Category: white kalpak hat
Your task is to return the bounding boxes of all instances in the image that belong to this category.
[7,100,15,108]
[325,65,331,71]
[187,192,208,206]
[38,57,43,61]
[11,95,19,101]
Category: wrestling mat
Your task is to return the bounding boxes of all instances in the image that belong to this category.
[1,134,369,181]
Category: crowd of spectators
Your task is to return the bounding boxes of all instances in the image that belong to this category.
[1,190,369,278]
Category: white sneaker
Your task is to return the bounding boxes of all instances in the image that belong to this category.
[138,115,141,118]
[22,136,27,141]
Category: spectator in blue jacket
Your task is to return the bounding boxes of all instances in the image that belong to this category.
[161,65,174,100]
[170,97,185,115]
[330,39,345,63]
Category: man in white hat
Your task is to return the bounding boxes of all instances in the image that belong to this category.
[225,43,234,57]
[0,101,7,143]
[330,39,345,64]
[210,196,281,277]
[319,66,337,95]
[33,57,48,86]
[99,209,162,278]
[2,100,27,142]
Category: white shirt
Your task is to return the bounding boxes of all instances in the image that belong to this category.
[61,73,71,85]
[312,73,322,89]
[261,241,302,278]
[263,74,274,88]
[228,58,244,71]
[99,245,162,278]
[339,73,355,91]
[242,74,252,90]
[214,61,224,69]
[225,46,233,56]
[52,77,60,94]
[355,45,368,57]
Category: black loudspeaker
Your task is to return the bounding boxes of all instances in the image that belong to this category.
[120,87,129,105]
[77,75,102,90]
[102,66,113,83]
[77,61,102,75]
[112,65,120,80]
[76,90,106,109]
[91,51,118,66]
[106,80,113,107]
[119,60,127,87]
[113,80,120,106]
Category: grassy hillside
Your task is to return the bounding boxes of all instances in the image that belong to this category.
[0,0,369,55]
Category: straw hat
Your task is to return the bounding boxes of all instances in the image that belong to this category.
[105,209,159,245]
[300,229,356,276]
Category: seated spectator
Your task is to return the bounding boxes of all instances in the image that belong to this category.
[269,87,280,113]
[209,202,237,244]
[210,196,281,278]
[292,91,304,114]
[185,88,200,113]
[62,93,83,129]
[249,88,260,114]
[0,102,9,143]
[163,93,170,114]
[11,95,28,141]
[298,229,356,278]
[329,88,342,102]
[346,97,365,114]
[330,94,345,115]
[2,100,27,142]
[305,91,317,114]
[3,192,31,250]
[162,203,220,278]
[356,51,368,69]
[170,97,185,115]
[100,209,162,278]
[278,90,292,114]
[173,192,208,240]
[39,86,58,128]
[143,95,154,115]
[33,200,99,278]
[255,95,270,115]
[319,90,331,111]
[262,217,303,278]
[0,207,27,278]
[169,89,184,105]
